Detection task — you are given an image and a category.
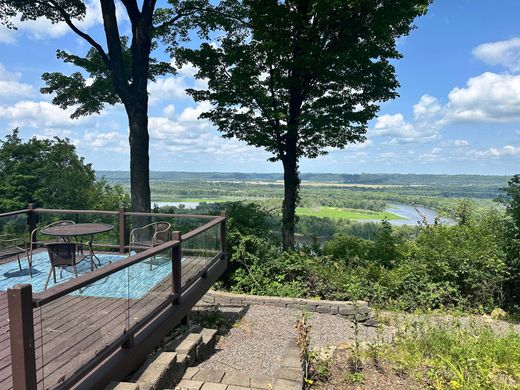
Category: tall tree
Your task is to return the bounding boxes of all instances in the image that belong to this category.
[0,0,218,212]
[178,0,431,249]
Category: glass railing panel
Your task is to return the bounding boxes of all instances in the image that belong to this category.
[127,247,173,329]
[181,224,222,290]
[38,263,129,388]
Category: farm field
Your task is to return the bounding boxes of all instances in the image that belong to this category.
[296,206,403,220]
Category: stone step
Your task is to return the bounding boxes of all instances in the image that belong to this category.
[106,327,220,390]
[176,368,271,390]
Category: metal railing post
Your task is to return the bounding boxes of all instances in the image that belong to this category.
[118,207,125,254]
[27,204,37,248]
[220,211,227,261]
[171,231,182,304]
[8,284,37,390]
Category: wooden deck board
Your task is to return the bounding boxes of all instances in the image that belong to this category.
[0,255,214,389]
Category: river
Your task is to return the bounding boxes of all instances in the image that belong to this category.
[374,203,456,226]
[152,201,456,226]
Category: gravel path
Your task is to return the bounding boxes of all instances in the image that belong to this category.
[194,303,377,378]
[192,302,520,379]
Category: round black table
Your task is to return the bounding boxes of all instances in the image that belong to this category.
[41,223,114,271]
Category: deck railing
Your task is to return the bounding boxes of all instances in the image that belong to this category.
[0,206,227,390]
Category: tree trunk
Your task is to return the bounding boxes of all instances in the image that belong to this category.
[281,144,300,251]
[126,100,151,213]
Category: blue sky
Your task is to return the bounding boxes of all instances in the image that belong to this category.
[1,0,520,175]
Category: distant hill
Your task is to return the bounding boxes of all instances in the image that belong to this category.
[97,171,510,187]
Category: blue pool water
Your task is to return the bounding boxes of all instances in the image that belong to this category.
[0,251,174,299]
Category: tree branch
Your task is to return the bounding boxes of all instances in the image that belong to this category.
[142,0,157,21]
[152,5,250,33]
[100,0,130,98]
[120,0,141,24]
[40,0,110,67]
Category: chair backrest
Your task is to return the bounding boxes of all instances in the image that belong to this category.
[46,242,77,267]
[31,220,76,244]
[47,220,75,228]
[154,222,171,242]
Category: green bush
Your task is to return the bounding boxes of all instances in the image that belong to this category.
[214,195,520,314]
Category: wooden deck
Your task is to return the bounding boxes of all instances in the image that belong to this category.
[0,255,212,390]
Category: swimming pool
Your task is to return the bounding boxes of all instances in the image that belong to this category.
[0,251,174,299]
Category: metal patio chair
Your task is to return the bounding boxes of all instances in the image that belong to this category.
[29,220,76,270]
[129,221,171,270]
[0,234,29,275]
[44,242,84,290]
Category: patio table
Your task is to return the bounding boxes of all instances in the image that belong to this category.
[41,223,114,271]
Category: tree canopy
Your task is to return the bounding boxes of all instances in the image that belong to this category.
[0,129,129,212]
[0,0,223,213]
[178,0,431,248]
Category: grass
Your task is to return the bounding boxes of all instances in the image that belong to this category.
[384,319,520,389]
[296,206,403,220]
[313,317,520,389]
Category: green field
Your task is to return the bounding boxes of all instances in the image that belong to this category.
[296,206,404,220]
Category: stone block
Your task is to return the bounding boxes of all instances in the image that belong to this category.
[177,379,204,390]
[154,352,177,366]
[193,368,226,383]
[260,296,282,304]
[250,375,271,389]
[221,372,250,387]
[338,305,355,316]
[176,334,203,357]
[134,352,177,390]
[273,378,301,390]
[200,383,228,390]
[316,305,331,314]
[214,297,232,305]
[184,367,200,380]
[200,328,218,348]
[276,367,302,382]
[202,295,215,303]
[280,354,301,370]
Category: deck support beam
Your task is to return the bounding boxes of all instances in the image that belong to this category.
[118,207,126,254]
[172,231,182,304]
[8,284,37,390]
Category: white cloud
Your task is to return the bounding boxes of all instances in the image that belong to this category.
[149,116,189,140]
[148,77,188,105]
[0,26,15,44]
[486,145,520,157]
[0,63,34,99]
[83,131,128,153]
[372,113,438,143]
[413,95,442,119]
[177,63,198,78]
[0,101,91,128]
[473,37,520,73]
[454,139,469,146]
[163,104,176,118]
[445,72,520,122]
[418,147,444,162]
[178,101,212,123]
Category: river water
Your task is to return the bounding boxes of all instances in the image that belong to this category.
[153,201,457,226]
[375,203,456,226]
